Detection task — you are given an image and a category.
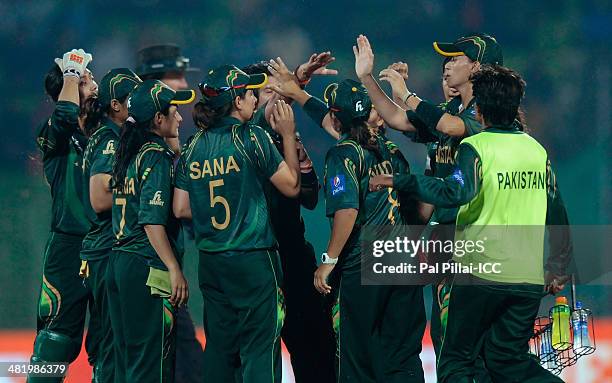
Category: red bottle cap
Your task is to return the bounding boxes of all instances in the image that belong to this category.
[555,296,568,305]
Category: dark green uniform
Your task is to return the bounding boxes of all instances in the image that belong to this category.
[175,117,285,383]
[107,135,180,383]
[80,118,120,382]
[394,125,571,383]
[324,135,425,383]
[405,97,492,381]
[251,106,336,383]
[30,100,98,382]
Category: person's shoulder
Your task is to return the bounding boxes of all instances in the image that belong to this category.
[137,140,173,167]
[243,123,276,146]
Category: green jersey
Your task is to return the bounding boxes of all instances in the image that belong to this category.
[406,97,482,223]
[112,135,183,270]
[324,135,409,271]
[36,101,90,236]
[80,119,120,260]
[175,117,284,254]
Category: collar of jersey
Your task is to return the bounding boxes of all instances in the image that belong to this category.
[146,132,174,155]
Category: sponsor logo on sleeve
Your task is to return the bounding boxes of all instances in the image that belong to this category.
[451,168,465,186]
[331,174,346,196]
[149,191,165,206]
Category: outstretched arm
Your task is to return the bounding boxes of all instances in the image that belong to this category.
[353,35,416,132]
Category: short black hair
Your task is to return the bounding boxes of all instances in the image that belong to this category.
[44,64,63,102]
[471,65,526,126]
[242,61,271,76]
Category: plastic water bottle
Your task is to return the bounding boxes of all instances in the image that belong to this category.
[540,331,557,370]
[551,296,571,350]
[572,301,591,352]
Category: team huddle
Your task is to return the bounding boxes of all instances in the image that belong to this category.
[31,32,571,383]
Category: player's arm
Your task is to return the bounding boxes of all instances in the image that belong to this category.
[315,149,361,294]
[139,153,188,306]
[353,35,416,132]
[544,159,573,294]
[370,143,481,207]
[88,134,117,213]
[144,225,188,306]
[172,153,192,219]
[90,174,112,213]
[268,58,339,140]
[264,101,300,198]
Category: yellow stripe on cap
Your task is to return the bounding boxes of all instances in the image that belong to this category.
[433,42,464,57]
[170,89,196,105]
[246,73,268,89]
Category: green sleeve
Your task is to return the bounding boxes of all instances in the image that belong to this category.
[403,110,440,143]
[459,104,482,137]
[302,96,329,128]
[393,143,481,208]
[36,101,80,158]
[544,159,573,276]
[174,153,189,191]
[247,125,284,179]
[90,133,116,175]
[324,149,359,217]
[138,152,173,226]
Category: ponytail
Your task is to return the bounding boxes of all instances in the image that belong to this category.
[111,104,170,189]
[192,98,237,130]
[340,118,383,161]
[111,118,147,189]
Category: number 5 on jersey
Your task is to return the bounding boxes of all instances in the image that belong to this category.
[209,179,230,230]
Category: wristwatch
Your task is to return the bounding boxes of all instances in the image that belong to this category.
[321,252,338,265]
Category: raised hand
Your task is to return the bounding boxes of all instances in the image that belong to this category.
[296,51,338,81]
[353,34,375,80]
[267,57,302,99]
[379,68,409,103]
[387,61,409,80]
[269,100,295,137]
[55,48,93,78]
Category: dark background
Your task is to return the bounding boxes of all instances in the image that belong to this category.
[0,0,610,328]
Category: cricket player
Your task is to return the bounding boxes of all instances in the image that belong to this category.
[172,65,300,383]
[242,56,337,383]
[135,43,204,383]
[369,65,572,383]
[30,49,98,383]
[107,79,195,382]
[80,68,141,382]
[268,75,425,382]
[355,33,503,381]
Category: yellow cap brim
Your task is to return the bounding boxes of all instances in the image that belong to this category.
[170,89,196,105]
[433,41,465,57]
[246,73,268,89]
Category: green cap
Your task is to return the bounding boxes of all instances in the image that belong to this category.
[98,68,142,107]
[323,79,372,127]
[198,65,268,108]
[433,33,503,65]
[127,79,195,123]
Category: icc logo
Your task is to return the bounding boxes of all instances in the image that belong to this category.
[355,101,363,112]
[333,176,341,187]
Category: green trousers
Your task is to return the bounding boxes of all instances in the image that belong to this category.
[85,257,114,383]
[199,249,284,383]
[437,275,564,383]
[107,250,176,383]
[29,231,98,383]
[334,269,426,383]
